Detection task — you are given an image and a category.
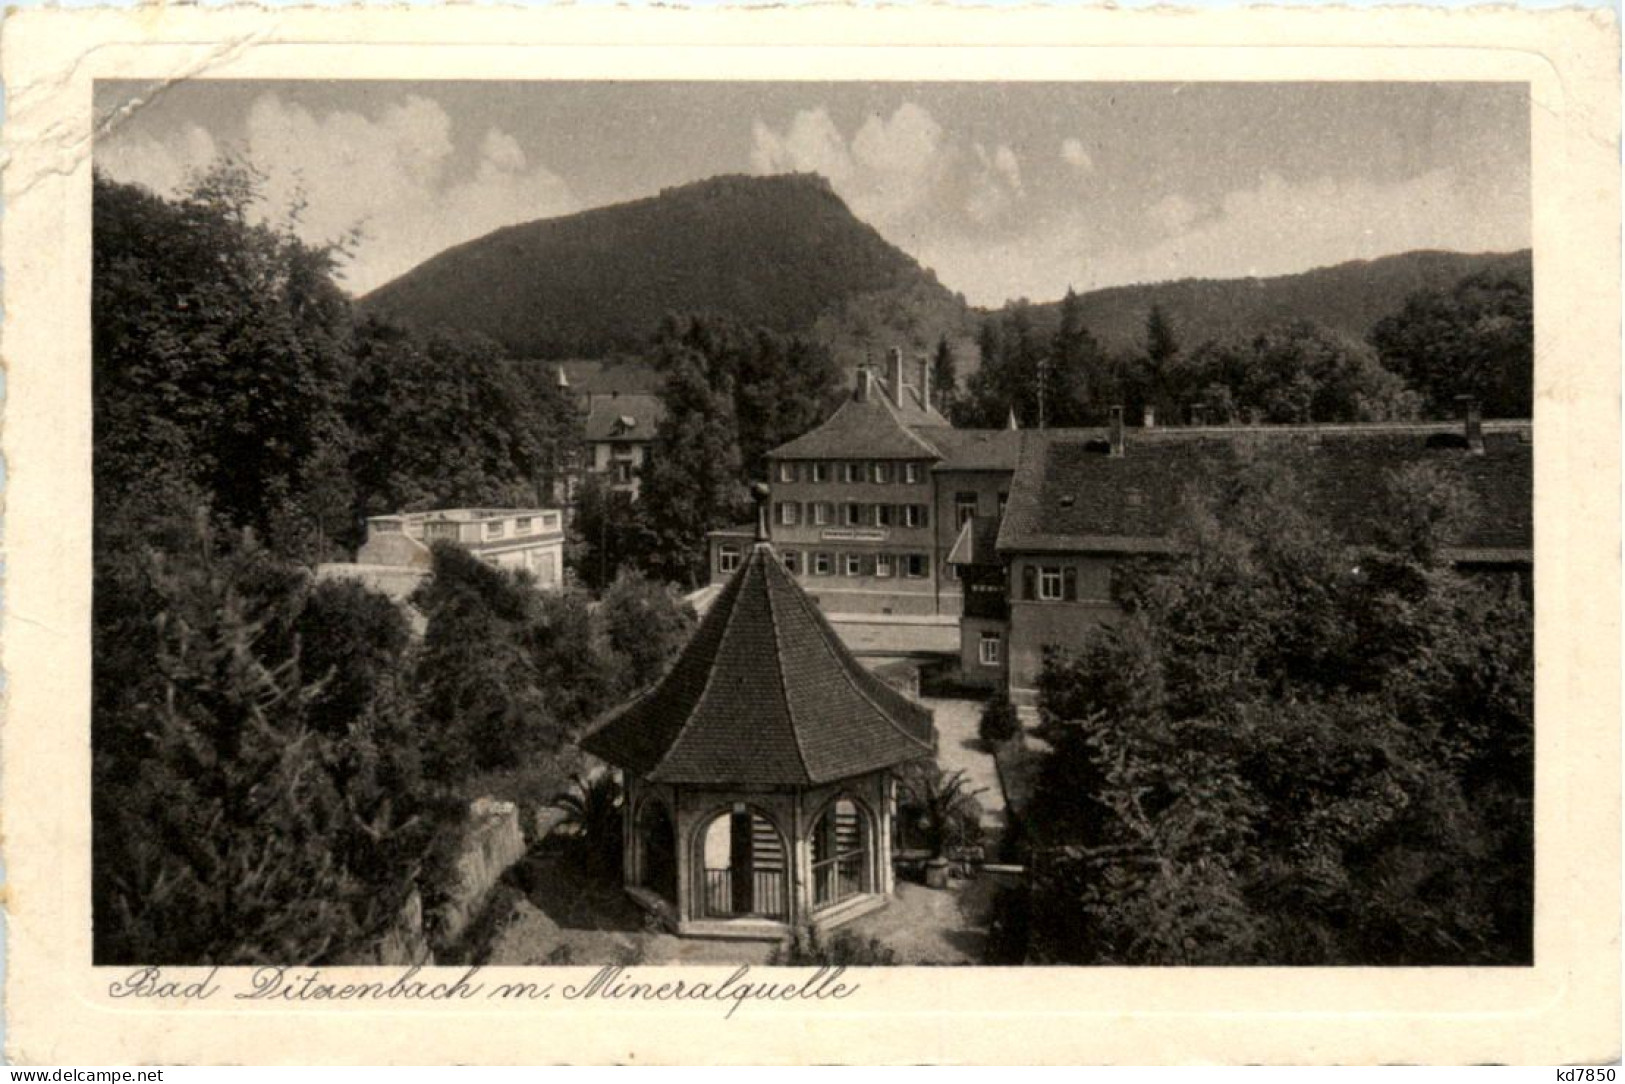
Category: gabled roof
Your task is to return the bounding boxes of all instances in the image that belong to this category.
[923,427,1025,472]
[998,422,1533,558]
[768,393,944,461]
[580,541,936,786]
[584,393,666,443]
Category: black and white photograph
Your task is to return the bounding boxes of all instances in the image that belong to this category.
[85,77,1539,972]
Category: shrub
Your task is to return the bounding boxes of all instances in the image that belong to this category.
[769,926,899,966]
[978,694,1020,746]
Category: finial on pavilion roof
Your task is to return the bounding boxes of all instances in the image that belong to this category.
[751,481,772,544]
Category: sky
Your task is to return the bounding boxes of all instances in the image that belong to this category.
[94,80,1531,306]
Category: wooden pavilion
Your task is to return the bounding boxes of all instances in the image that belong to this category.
[581,501,937,939]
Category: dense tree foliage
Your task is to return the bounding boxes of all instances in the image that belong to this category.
[92,518,460,965]
[94,165,357,562]
[1171,322,1421,424]
[90,168,660,965]
[1370,269,1534,419]
[348,318,578,523]
[1015,460,1533,965]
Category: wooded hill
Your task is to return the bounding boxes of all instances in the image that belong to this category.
[365,170,1526,381]
[361,172,978,372]
[1005,249,1531,354]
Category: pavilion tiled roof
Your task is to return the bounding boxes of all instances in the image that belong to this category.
[998,422,1532,558]
[580,541,936,786]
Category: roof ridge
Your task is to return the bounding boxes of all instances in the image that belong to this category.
[776,569,935,780]
[874,394,947,458]
[761,548,817,786]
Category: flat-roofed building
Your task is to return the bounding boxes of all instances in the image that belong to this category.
[354,507,567,588]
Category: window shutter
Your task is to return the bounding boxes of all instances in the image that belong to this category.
[920,504,930,527]
[1063,567,1078,602]
[1022,564,1036,600]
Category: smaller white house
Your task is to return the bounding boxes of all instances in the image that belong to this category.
[355,508,567,587]
[583,393,665,499]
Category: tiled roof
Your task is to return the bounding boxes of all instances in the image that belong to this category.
[923,428,1024,472]
[998,422,1533,557]
[768,394,944,461]
[583,393,666,443]
[580,542,936,786]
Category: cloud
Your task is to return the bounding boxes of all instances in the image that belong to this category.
[1060,138,1093,173]
[925,167,1528,307]
[750,102,951,235]
[1148,193,1201,235]
[96,93,578,294]
[965,143,1024,225]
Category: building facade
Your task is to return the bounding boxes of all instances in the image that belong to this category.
[705,348,1023,618]
[974,409,1534,701]
[357,507,567,588]
[582,392,666,499]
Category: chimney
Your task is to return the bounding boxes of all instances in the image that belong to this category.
[917,355,933,411]
[855,367,873,402]
[1109,406,1125,457]
[1143,405,1156,429]
[1458,395,1485,454]
[886,346,905,407]
[1190,403,1206,427]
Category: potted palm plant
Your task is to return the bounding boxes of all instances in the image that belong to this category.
[899,763,987,889]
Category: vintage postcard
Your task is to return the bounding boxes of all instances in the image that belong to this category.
[2,4,1618,1066]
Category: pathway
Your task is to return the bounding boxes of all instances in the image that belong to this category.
[918,696,1006,833]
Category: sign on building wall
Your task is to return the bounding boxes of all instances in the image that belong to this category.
[820,528,888,542]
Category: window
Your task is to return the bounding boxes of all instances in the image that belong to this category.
[811,462,828,483]
[905,462,921,484]
[875,554,893,578]
[905,554,930,578]
[515,516,532,534]
[874,462,892,484]
[875,504,894,527]
[719,545,742,574]
[844,462,862,484]
[778,461,796,483]
[904,504,928,528]
[614,461,633,485]
[814,552,833,576]
[812,502,830,526]
[845,553,862,577]
[956,492,979,527]
[998,492,1010,517]
[844,503,861,527]
[426,522,459,541]
[979,632,1001,666]
[485,521,506,540]
[782,551,800,575]
[1038,566,1063,601]
[778,502,799,527]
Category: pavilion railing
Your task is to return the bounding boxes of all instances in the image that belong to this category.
[701,867,787,919]
[812,851,866,909]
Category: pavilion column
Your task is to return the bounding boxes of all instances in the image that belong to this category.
[790,793,814,928]
[875,773,897,896]
[621,774,638,887]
